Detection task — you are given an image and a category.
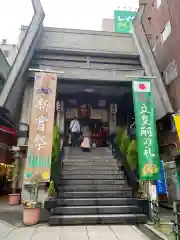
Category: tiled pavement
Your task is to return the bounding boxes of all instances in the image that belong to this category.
[1,223,150,240]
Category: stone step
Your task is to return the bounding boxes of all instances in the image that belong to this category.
[64,155,116,162]
[64,155,113,159]
[58,191,133,198]
[58,184,131,192]
[62,166,121,171]
[48,213,148,225]
[63,161,118,166]
[62,170,124,175]
[52,205,143,215]
[59,179,127,186]
[60,174,125,180]
[49,197,143,207]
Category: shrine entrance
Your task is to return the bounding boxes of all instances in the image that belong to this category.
[56,79,134,148]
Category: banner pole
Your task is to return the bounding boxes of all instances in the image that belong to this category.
[131,77,160,223]
[126,76,156,79]
[28,68,64,75]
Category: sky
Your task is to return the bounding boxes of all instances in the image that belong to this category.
[0,0,138,44]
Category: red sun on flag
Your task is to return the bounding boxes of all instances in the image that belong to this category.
[133,81,150,93]
[139,83,146,90]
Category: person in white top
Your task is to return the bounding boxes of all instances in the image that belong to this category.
[69,117,81,146]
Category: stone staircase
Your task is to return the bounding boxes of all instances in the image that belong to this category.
[45,147,148,225]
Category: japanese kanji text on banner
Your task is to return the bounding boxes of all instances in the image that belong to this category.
[133,79,160,180]
[24,72,57,183]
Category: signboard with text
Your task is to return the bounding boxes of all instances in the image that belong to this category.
[114,10,136,33]
[133,79,160,180]
[24,72,57,183]
[173,114,180,142]
[156,160,167,195]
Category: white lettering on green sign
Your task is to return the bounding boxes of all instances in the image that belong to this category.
[140,103,155,158]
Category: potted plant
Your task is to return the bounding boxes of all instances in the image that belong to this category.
[22,173,43,226]
[8,146,21,205]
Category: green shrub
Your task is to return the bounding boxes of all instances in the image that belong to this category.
[52,125,60,162]
[120,128,131,156]
[115,126,124,146]
[48,180,57,197]
[127,140,138,171]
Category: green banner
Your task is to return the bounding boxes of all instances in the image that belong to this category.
[176,160,180,189]
[132,79,160,180]
[114,10,136,33]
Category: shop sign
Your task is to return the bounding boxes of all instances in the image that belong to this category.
[110,104,117,114]
[173,114,180,142]
[114,10,136,33]
[133,79,160,180]
[24,72,57,183]
[156,160,167,195]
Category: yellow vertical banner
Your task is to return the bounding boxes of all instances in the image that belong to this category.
[173,115,180,141]
[24,72,57,183]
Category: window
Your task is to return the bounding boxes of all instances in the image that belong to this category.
[161,21,171,44]
[156,0,162,8]
[163,59,178,85]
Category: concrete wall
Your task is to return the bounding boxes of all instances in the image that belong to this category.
[20,27,139,56]
[0,50,10,80]
[18,81,34,146]
[37,65,144,82]
[30,51,143,82]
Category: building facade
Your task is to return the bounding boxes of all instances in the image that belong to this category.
[0,39,18,65]
[0,51,15,196]
[101,18,114,32]
[142,0,180,111]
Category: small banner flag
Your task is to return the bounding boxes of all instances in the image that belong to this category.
[133,81,151,92]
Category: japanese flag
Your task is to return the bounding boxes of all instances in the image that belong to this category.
[133,81,151,92]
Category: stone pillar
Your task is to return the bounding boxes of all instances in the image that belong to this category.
[16,82,33,199]
[18,81,33,146]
